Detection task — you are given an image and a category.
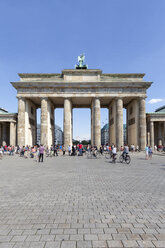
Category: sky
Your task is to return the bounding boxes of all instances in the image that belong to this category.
[0,0,165,140]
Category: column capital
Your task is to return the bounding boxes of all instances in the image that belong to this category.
[64,97,71,100]
[17,96,25,101]
[138,96,147,101]
[41,97,48,101]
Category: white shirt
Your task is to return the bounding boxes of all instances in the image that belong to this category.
[112,147,117,154]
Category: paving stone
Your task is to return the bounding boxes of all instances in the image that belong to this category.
[69,234,83,240]
[40,234,55,241]
[154,234,165,240]
[25,235,41,242]
[112,233,127,240]
[78,228,90,234]
[76,241,92,248]
[61,241,76,248]
[152,240,165,247]
[50,229,63,235]
[140,233,157,240]
[137,240,155,247]
[63,229,77,234]
[122,240,139,247]
[92,240,108,247]
[0,243,15,248]
[91,228,104,234]
[0,236,13,242]
[13,242,30,248]
[107,240,124,247]
[29,242,45,248]
[45,241,61,248]
[126,233,142,240]
[11,236,27,242]
[84,234,98,241]
[55,234,69,241]
[98,234,112,240]
[36,229,50,235]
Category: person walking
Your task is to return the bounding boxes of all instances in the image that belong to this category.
[39,144,44,162]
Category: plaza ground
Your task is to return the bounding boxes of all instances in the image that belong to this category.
[0,153,165,248]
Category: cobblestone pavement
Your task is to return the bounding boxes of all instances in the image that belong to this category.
[0,152,165,248]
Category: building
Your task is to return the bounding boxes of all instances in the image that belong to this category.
[146,106,165,147]
[101,123,127,145]
[37,124,63,145]
[0,108,17,146]
[101,123,109,145]
[55,124,63,145]
[11,68,152,150]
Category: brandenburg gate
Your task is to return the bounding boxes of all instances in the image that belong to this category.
[11,58,152,150]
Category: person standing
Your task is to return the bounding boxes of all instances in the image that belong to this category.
[148,146,153,159]
[62,146,66,155]
[145,145,149,160]
[39,144,45,162]
[68,145,71,156]
[79,143,83,156]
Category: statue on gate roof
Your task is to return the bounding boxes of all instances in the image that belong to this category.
[75,53,88,69]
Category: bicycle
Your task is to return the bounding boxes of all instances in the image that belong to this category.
[105,150,112,159]
[119,153,131,164]
[111,153,117,163]
[87,149,99,159]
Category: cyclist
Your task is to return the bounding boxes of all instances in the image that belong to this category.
[123,144,129,158]
[112,145,117,160]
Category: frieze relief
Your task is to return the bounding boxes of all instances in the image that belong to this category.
[18,87,145,94]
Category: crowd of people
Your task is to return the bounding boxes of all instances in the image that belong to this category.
[0,142,164,161]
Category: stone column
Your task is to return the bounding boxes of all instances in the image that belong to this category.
[139,98,146,150]
[150,121,154,149]
[91,98,101,148]
[91,107,93,145]
[17,97,26,146]
[116,98,123,150]
[2,123,7,146]
[64,98,72,148]
[158,122,162,146]
[41,98,48,147]
[109,100,116,145]
[10,122,16,146]
[41,97,54,147]
[0,124,1,145]
[163,122,165,146]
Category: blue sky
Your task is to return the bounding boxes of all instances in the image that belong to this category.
[0,0,165,139]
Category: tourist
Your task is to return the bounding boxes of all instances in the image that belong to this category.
[112,145,117,160]
[148,146,153,159]
[62,146,66,155]
[71,145,76,156]
[39,144,44,162]
[79,143,83,156]
[99,146,103,155]
[36,146,40,162]
[136,145,140,152]
[68,145,71,156]
[54,145,58,156]
[0,146,3,159]
[123,144,129,158]
[145,145,149,160]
